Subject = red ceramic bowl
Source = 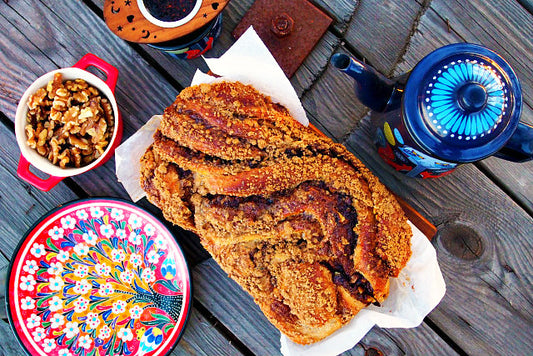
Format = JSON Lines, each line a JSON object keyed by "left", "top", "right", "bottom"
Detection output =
{"left": 15, "top": 54, "right": 123, "bottom": 191}
{"left": 6, "top": 198, "right": 191, "bottom": 356}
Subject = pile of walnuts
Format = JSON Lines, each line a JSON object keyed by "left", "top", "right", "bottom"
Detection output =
{"left": 25, "top": 73, "right": 114, "bottom": 168}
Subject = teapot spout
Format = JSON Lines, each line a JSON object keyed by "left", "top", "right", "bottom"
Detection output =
{"left": 331, "top": 53, "right": 395, "bottom": 112}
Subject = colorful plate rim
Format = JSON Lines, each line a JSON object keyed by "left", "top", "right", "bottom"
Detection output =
{"left": 5, "top": 197, "right": 192, "bottom": 356}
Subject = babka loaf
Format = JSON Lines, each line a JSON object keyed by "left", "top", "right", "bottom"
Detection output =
{"left": 140, "top": 81, "right": 412, "bottom": 344}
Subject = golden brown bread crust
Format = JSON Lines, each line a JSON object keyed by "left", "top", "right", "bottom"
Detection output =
{"left": 140, "top": 81, "right": 412, "bottom": 344}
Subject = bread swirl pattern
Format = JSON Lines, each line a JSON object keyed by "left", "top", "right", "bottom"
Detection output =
{"left": 140, "top": 81, "right": 412, "bottom": 344}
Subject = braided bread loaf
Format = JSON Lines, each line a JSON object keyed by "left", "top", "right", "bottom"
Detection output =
{"left": 140, "top": 81, "right": 412, "bottom": 344}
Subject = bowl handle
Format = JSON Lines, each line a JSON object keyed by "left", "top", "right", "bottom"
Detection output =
{"left": 72, "top": 53, "right": 119, "bottom": 93}
{"left": 17, "top": 155, "right": 64, "bottom": 192}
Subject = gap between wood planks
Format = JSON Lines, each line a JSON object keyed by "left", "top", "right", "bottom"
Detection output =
{"left": 193, "top": 299, "right": 255, "bottom": 356}
{"left": 423, "top": 318, "right": 468, "bottom": 356}
{"left": 390, "top": 0, "right": 433, "bottom": 77}
{"left": 475, "top": 162, "right": 533, "bottom": 218}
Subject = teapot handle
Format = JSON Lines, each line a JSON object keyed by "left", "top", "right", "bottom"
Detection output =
{"left": 494, "top": 122, "right": 533, "bottom": 162}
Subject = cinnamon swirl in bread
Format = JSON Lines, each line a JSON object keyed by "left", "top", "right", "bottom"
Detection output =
{"left": 140, "top": 81, "right": 412, "bottom": 344}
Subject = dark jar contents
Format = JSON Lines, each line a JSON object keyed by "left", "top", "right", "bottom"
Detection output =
{"left": 143, "top": 0, "right": 197, "bottom": 22}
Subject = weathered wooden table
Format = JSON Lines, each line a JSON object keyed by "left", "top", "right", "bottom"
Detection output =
{"left": 0, "top": 0, "right": 532, "bottom": 355}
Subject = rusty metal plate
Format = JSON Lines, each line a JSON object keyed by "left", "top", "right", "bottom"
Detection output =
{"left": 232, "top": 0, "right": 333, "bottom": 78}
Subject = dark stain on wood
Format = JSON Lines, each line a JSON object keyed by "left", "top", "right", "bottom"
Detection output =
{"left": 439, "top": 223, "right": 484, "bottom": 260}
{"left": 503, "top": 264, "right": 515, "bottom": 273}
{"left": 25, "top": 203, "right": 35, "bottom": 215}
{"left": 361, "top": 342, "right": 385, "bottom": 356}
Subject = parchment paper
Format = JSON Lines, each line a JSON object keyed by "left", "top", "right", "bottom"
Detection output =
{"left": 115, "top": 27, "right": 446, "bottom": 356}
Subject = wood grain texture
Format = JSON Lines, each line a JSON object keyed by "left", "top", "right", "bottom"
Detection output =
{"left": 194, "top": 258, "right": 459, "bottom": 356}
{"left": 291, "top": 31, "right": 340, "bottom": 97}
{"left": 344, "top": 0, "right": 425, "bottom": 74}
{"left": 394, "top": 0, "right": 533, "bottom": 217}
{"left": 193, "top": 259, "right": 280, "bottom": 355}
{"left": 340, "top": 323, "right": 459, "bottom": 356}
{"left": 477, "top": 156, "right": 533, "bottom": 214}
{"left": 312, "top": 0, "right": 360, "bottom": 33}
{"left": 343, "top": 115, "right": 533, "bottom": 355}
{"left": 170, "top": 308, "right": 244, "bottom": 356}
{"left": 0, "top": 124, "right": 79, "bottom": 258}
{"left": 301, "top": 46, "right": 369, "bottom": 141}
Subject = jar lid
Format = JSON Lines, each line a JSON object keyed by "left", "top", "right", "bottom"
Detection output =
{"left": 404, "top": 43, "right": 522, "bottom": 162}
{"left": 104, "top": 0, "right": 229, "bottom": 43}
{"left": 6, "top": 198, "right": 191, "bottom": 356}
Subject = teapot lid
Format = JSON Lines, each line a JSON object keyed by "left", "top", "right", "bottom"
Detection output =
{"left": 403, "top": 43, "right": 522, "bottom": 162}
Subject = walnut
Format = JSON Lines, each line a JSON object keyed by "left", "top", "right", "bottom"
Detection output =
{"left": 49, "top": 108, "right": 62, "bottom": 122}
{"left": 46, "top": 73, "right": 63, "bottom": 99}
{"left": 26, "top": 125, "right": 37, "bottom": 148}
{"left": 69, "top": 136, "right": 90, "bottom": 150}
{"left": 24, "top": 73, "right": 114, "bottom": 168}
{"left": 37, "top": 128, "right": 48, "bottom": 147}
{"left": 28, "top": 88, "right": 47, "bottom": 110}
{"left": 72, "top": 90, "right": 90, "bottom": 104}
{"left": 57, "top": 149, "right": 70, "bottom": 168}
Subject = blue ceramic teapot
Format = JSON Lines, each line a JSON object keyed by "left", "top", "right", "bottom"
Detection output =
{"left": 332, "top": 43, "right": 533, "bottom": 178}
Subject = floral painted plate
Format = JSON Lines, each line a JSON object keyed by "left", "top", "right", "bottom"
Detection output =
{"left": 6, "top": 198, "right": 191, "bottom": 356}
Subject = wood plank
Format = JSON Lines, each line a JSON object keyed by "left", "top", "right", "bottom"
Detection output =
{"left": 343, "top": 115, "right": 533, "bottom": 355}
{"left": 394, "top": 0, "right": 533, "bottom": 215}
{"left": 193, "top": 259, "right": 280, "bottom": 355}
{"left": 291, "top": 31, "right": 340, "bottom": 98}
{"left": 301, "top": 46, "right": 369, "bottom": 141}
{"left": 343, "top": 0, "right": 425, "bottom": 75}
{"left": 171, "top": 308, "right": 244, "bottom": 356}
{"left": 312, "top": 0, "right": 360, "bottom": 34}
{"left": 341, "top": 323, "right": 459, "bottom": 356}
{"left": 0, "top": 255, "right": 11, "bottom": 320}
{"left": 0, "top": 123, "right": 79, "bottom": 258}
{"left": 194, "top": 259, "right": 459, "bottom": 356}
{"left": 477, "top": 156, "right": 533, "bottom": 213}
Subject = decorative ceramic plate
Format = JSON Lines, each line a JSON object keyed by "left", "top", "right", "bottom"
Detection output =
{"left": 6, "top": 198, "right": 191, "bottom": 356}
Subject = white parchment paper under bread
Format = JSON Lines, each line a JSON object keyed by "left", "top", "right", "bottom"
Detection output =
{"left": 115, "top": 27, "right": 446, "bottom": 356}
